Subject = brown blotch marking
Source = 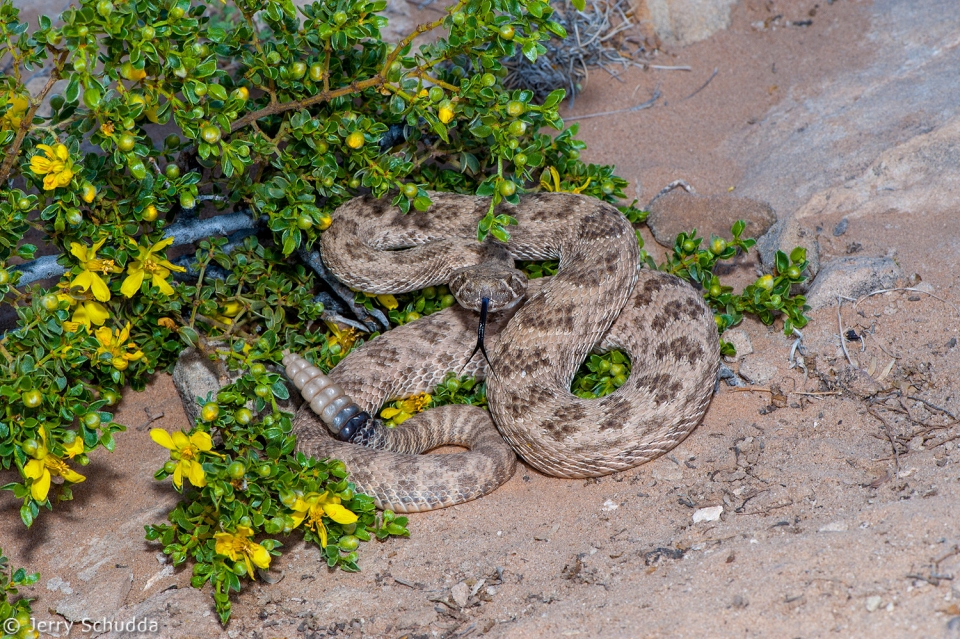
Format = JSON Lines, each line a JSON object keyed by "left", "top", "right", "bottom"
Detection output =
{"left": 578, "top": 209, "right": 625, "bottom": 242}
{"left": 551, "top": 402, "right": 588, "bottom": 422}
{"left": 598, "top": 415, "right": 623, "bottom": 432}
{"left": 650, "top": 312, "right": 669, "bottom": 332}
{"left": 543, "top": 419, "right": 578, "bottom": 441}
{"left": 655, "top": 336, "right": 706, "bottom": 365}
{"left": 634, "top": 373, "right": 683, "bottom": 404}
{"left": 633, "top": 276, "right": 664, "bottom": 309}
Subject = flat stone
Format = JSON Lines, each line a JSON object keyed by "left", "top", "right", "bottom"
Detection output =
{"left": 805, "top": 256, "right": 903, "bottom": 310}
{"left": 646, "top": 190, "right": 777, "bottom": 249}
{"left": 722, "top": 329, "right": 753, "bottom": 361}
{"left": 638, "top": 0, "right": 738, "bottom": 46}
{"left": 756, "top": 215, "right": 821, "bottom": 282}
{"left": 738, "top": 359, "right": 777, "bottom": 385}
{"left": 692, "top": 505, "right": 723, "bottom": 523}
{"left": 99, "top": 587, "right": 226, "bottom": 639}
{"left": 173, "top": 345, "right": 301, "bottom": 426}
{"left": 866, "top": 595, "right": 883, "bottom": 612}
{"left": 54, "top": 566, "right": 133, "bottom": 625}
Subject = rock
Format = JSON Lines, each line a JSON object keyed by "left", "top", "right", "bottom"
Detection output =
{"left": 836, "top": 365, "right": 885, "bottom": 399}
{"left": 173, "top": 346, "right": 301, "bottom": 425}
{"left": 805, "top": 256, "right": 903, "bottom": 310}
{"left": 636, "top": 0, "right": 739, "bottom": 47}
{"left": 451, "top": 582, "right": 470, "bottom": 608}
{"left": 54, "top": 566, "right": 133, "bottom": 626}
{"left": 756, "top": 215, "right": 821, "bottom": 282}
{"left": 172, "top": 348, "right": 231, "bottom": 425}
{"left": 692, "top": 505, "right": 723, "bottom": 523}
{"left": 722, "top": 329, "right": 753, "bottom": 361}
{"left": 646, "top": 189, "right": 777, "bottom": 249}
{"left": 733, "top": 0, "right": 960, "bottom": 219}
{"left": 865, "top": 595, "right": 883, "bottom": 612}
{"left": 818, "top": 521, "right": 848, "bottom": 533}
{"left": 652, "top": 463, "right": 684, "bottom": 483}
{"left": 738, "top": 359, "right": 777, "bottom": 385}
{"left": 99, "top": 587, "right": 225, "bottom": 639}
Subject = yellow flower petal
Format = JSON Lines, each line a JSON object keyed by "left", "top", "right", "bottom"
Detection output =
{"left": 185, "top": 459, "right": 206, "bottom": 487}
{"left": 250, "top": 543, "right": 271, "bottom": 570}
{"left": 171, "top": 431, "right": 190, "bottom": 449}
{"left": 30, "top": 470, "right": 51, "bottom": 501}
{"left": 94, "top": 325, "right": 113, "bottom": 347}
{"left": 120, "top": 270, "right": 144, "bottom": 298}
{"left": 24, "top": 458, "right": 44, "bottom": 480}
{"left": 322, "top": 503, "right": 358, "bottom": 525}
{"left": 380, "top": 407, "right": 401, "bottom": 419}
{"left": 376, "top": 294, "right": 398, "bottom": 310}
{"left": 189, "top": 431, "right": 213, "bottom": 451}
{"left": 89, "top": 273, "right": 111, "bottom": 302}
{"left": 57, "top": 465, "right": 85, "bottom": 484}
{"left": 82, "top": 301, "right": 110, "bottom": 325}
{"left": 149, "top": 428, "right": 176, "bottom": 450}
{"left": 63, "top": 437, "right": 84, "bottom": 458}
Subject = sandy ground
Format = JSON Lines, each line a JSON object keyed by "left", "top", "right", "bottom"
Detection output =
{"left": 5, "top": 0, "right": 960, "bottom": 637}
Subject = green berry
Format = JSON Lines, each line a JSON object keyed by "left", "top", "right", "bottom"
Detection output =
{"left": 757, "top": 274, "right": 774, "bottom": 291}
{"left": 506, "top": 101, "right": 524, "bottom": 117}
{"left": 333, "top": 11, "right": 347, "bottom": 25}
{"left": 163, "top": 460, "right": 177, "bottom": 474}
{"left": 309, "top": 63, "right": 324, "bottom": 82}
{"left": 452, "top": 12, "right": 465, "bottom": 27}
{"left": 40, "top": 294, "right": 60, "bottom": 311}
{"left": 22, "top": 390, "right": 42, "bottom": 408}
{"left": 508, "top": 120, "right": 526, "bottom": 137}
{"left": 681, "top": 239, "right": 696, "bottom": 254}
{"left": 254, "top": 384, "right": 272, "bottom": 399}
{"left": 0, "top": 269, "right": 9, "bottom": 285}
{"left": 165, "top": 164, "right": 181, "bottom": 179}
{"left": 786, "top": 266, "right": 801, "bottom": 279}
{"left": 709, "top": 237, "right": 727, "bottom": 255}
{"left": 250, "top": 363, "right": 267, "bottom": 377}
{"left": 234, "top": 408, "right": 253, "bottom": 425}
{"left": 201, "top": 402, "right": 220, "bottom": 422}
{"left": 290, "top": 61, "right": 307, "bottom": 80}
{"left": 297, "top": 214, "right": 314, "bottom": 230}
{"left": 498, "top": 180, "right": 516, "bottom": 197}
{"left": 402, "top": 183, "right": 418, "bottom": 198}
{"left": 498, "top": 25, "right": 515, "bottom": 40}
{"left": 226, "top": 461, "right": 246, "bottom": 479}
{"left": 21, "top": 438, "right": 39, "bottom": 456}
{"left": 141, "top": 26, "right": 156, "bottom": 40}
{"left": 259, "top": 464, "right": 272, "bottom": 477}
{"left": 179, "top": 192, "right": 196, "bottom": 209}
{"left": 82, "top": 412, "right": 101, "bottom": 429}
{"left": 201, "top": 124, "right": 221, "bottom": 144}
{"left": 481, "top": 73, "right": 496, "bottom": 87}
{"left": 117, "top": 132, "right": 136, "bottom": 152}
{"left": 601, "top": 180, "right": 615, "bottom": 195}
{"left": 338, "top": 535, "right": 359, "bottom": 552}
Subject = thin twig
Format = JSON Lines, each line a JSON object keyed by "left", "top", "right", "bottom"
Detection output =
{"left": 854, "top": 287, "right": 960, "bottom": 317}
{"left": 0, "top": 49, "right": 68, "bottom": 184}
{"left": 681, "top": 67, "right": 718, "bottom": 101}
{"left": 869, "top": 408, "right": 902, "bottom": 474}
{"left": 908, "top": 396, "right": 957, "bottom": 421}
{"left": 837, "top": 295, "right": 855, "bottom": 367}
{"left": 565, "top": 86, "right": 660, "bottom": 121}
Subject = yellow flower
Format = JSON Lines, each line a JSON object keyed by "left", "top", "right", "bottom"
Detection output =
{"left": 158, "top": 317, "right": 178, "bottom": 330}
{"left": 1, "top": 93, "right": 28, "bottom": 130}
{"left": 99, "top": 122, "right": 115, "bottom": 136}
{"left": 150, "top": 428, "right": 219, "bottom": 489}
{"left": 94, "top": 322, "right": 144, "bottom": 371}
{"left": 214, "top": 525, "right": 271, "bottom": 578}
{"left": 375, "top": 294, "right": 398, "bottom": 310}
{"left": 539, "top": 166, "right": 591, "bottom": 194}
{"left": 69, "top": 238, "right": 122, "bottom": 302}
{"left": 63, "top": 436, "right": 84, "bottom": 458}
{"left": 380, "top": 392, "right": 432, "bottom": 425}
{"left": 324, "top": 320, "right": 359, "bottom": 353}
{"left": 29, "top": 143, "right": 75, "bottom": 191}
{"left": 120, "top": 236, "right": 186, "bottom": 298}
{"left": 22, "top": 429, "right": 86, "bottom": 502}
{"left": 289, "top": 491, "right": 358, "bottom": 548}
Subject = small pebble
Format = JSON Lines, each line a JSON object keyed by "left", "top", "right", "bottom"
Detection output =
{"left": 693, "top": 506, "right": 723, "bottom": 523}
{"left": 865, "top": 595, "right": 882, "bottom": 612}
{"left": 601, "top": 499, "right": 619, "bottom": 511}
{"left": 833, "top": 217, "right": 849, "bottom": 236}
{"left": 451, "top": 582, "right": 470, "bottom": 608}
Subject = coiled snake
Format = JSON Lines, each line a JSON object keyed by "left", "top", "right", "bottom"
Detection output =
{"left": 286, "top": 192, "right": 719, "bottom": 512}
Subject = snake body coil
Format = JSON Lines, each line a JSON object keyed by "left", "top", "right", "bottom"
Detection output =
{"left": 289, "top": 191, "right": 719, "bottom": 512}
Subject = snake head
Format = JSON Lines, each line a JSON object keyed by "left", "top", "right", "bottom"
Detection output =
{"left": 448, "top": 264, "right": 528, "bottom": 313}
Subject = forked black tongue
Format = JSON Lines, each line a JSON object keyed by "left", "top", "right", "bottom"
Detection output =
{"left": 459, "top": 297, "right": 494, "bottom": 377}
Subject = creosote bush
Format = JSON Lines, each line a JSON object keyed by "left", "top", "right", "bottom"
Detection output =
{"left": 0, "top": 0, "right": 808, "bottom": 624}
